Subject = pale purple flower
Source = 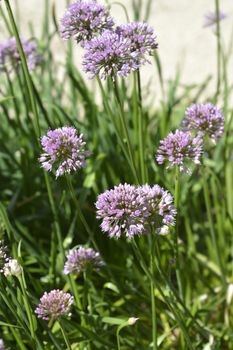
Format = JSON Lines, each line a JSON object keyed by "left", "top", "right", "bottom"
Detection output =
{"left": 39, "top": 127, "right": 90, "bottom": 177}
{"left": 0, "top": 37, "right": 41, "bottom": 72}
{"left": 183, "top": 103, "right": 224, "bottom": 141}
{"left": 156, "top": 130, "right": 203, "bottom": 174}
{"left": 60, "top": 0, "right": 114, "bottom": 46}
{"left": 204, "top": 11, "right": 227, "bottom": 31}
{"left": 95, "top": 183, "right": 176, "bottom": 238}
{"left": 138, "top": 185, "right": 176, "bottom": 231}
{"left": 82, "top": 30, "right": 139, "bottom": 79}
{"left": 116, "top": 22, "right": 158, "bottom": 65}
{"left": 35, "top": 290, "right": 74, "bottom": 321}
{"left": 64, "top": 247, "right": 103, "bottom": 275}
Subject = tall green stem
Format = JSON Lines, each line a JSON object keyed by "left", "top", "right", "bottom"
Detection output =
{"left": 59, "top": 321, "right": 72, "bottom": 350}
{"left": 150, "top": 237, "right": 157, "bottom": 350}
{"left": 18, "top": 275, "right": 36, "bottom": 345}
{"left": 131, "top": 240, "right": 195, "bottom": 349}
{"left": 97, "top": 76, "right": 138, "bottom": 183}
{"left": 3, "top": 0, "right": 65, "bottom": 265}
{"left": 174, "top": 166, "right": 183, "bottom": 300}
{"left": 66, "top": 175, "right": 97, "bottom": 248}
{"left": 202, "top": 167, "right": 226, "bottom": 286}
{"left": 44, "top": 172, "right": 65, "bottom": 261}
{"left": 4, "top": 0, "right": 40, "bottom": 138}
{"left": 136, "top": 70, "right": 146, "bottom": 183}
{"left": 113, "top": 77, "right": 139, "bottom": 184}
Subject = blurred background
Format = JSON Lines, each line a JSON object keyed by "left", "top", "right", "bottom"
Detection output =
{"left": 0, "top": 0, "right": 232, "bottom": 101}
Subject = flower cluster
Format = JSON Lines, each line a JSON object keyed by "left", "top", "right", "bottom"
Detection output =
{"left": 82, "top": 31, "right": 139, "bottom": 79}
{"left": 204, "top": 11, "right": 227, "bottom": 31}
{"left": 60, "top": 1, "right": 158, "bottom": 79}
{"left": 83, "top": 22, "right": 158, "bottom": 79}
{"left": 39, "top": 127, "right": 90, "bottom": 177}
{"left": 35, "top": 290, "right": 74, "bottom": 321}
{"left": 156, "top": 130, "right": 203, "bottom": 174}
{"left": 116, "top": 22, "right": 158, "bottom": 65}
{"left": 64, "top": 246, "right": 103, "bottom": 275}
{"left": 0, "top": 37, "right": 41, "bottom": 72}
{"left": 96, "top": 183, "right": 176, "bottom": 238}
{"left": 60, "top": 1, "right": 114, "bottom": 46}
{"left": 183, "top": 103, "right": 224, "bottom": 141}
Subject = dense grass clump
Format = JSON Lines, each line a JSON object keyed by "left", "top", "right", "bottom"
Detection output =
{"left": 0, "top": 0, "right": 233, "bottom": 349}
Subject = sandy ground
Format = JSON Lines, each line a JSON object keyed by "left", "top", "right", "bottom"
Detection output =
{"left": 1, "top": 0, "right": 233, "bottom": 102}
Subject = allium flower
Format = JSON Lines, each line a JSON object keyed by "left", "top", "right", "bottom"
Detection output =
{"left": 204, "top": 11, "right": 227, "bottom": 31}
{"left": 96, "top": 183, "right": 176, "bottom": 238}
{"left": 156, "top": 130, "right": 203, "bottom": 174}
{"left": 138, "top": 185, "right": 177, "bottom": 230}
{"left": 116, "top": 22, "right": 158, "bottom": 65}
{"left": 35, "top": 290, "right": 74, "bottom": 321}
{"left": 64, "top": 247, "right": 103, "bottom": 275}
{"left": 82, "top": 30, "right": 139, "bottom": 79}
{"left": 183, "top": 103, "right": 224, "bottom": 141}
{"left": 0, "top": 37, "right": 41, "bottom": 72}
{"left": 3, "top": 259, "right": 22, "bottom": 278}
{"left": 39, "top": 127, "right": 90, "bottom": 177}
{"left": 60, "top": 0, "right": 114, "bottom": 46}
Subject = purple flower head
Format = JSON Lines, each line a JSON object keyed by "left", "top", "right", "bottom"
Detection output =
{"left": 204, "top": 11, "right": 227, "bottom": 31}
{"left": 60, "top": 0, "right": 114, "bottom": 46}
{"left": 183, "top": 103, "right": 224, "bottom": 141}
{"left": 39, "top": 127, "right": 90, "bottom": 177}
{"left": 156, "top": 130, "right": 203, "bottom": 174}
{"left": 95, "top": 183, "right": 176, "bottom": 238}
{"left": 138, "top": 185, "right": 176, "bottom": 231}
{"left": 116, "top": 22, "right": 158, "bottom": 66}
{"left": 35, "top": 289, "right": 74, "bottom": 321}
{"left": 82, "top": 30, "right": 139, "bottom": 79}
{"left": 0, "top": 37, "right": 41, "bottom": 72}
{"left": 64, "top": 246, "right": 103, "bottom": 275}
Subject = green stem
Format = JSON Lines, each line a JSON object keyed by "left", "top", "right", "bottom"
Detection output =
{"left": 150, "top": 239, "right": 157, "bottom": 350}
{"left": 113, "top": 77, "right": 139, "bottom": 184}
{"left": 201, "top": 167, "right": 226, "bottom": 286}
{"left": 66, "top": 175, "right": 97, "bottom": 248}
{"left": 174, "top": 165, "right": 183, "bottom": 300}
{"left": 97, "top": 76, "right": 138, "bottom": 183}
{"left": 136, "top": 70, "right": 146, "bottom": 183}
{"left": 44, "top": 172, "right": 65, "bottom": 261}
{"left": 59, "top": 321, "right": 72, "bottom": 350}
{"left": 18, "top": 275, "right": 36, "bottom": 343}
{"left": 4, "top": 68, "right": 24, "bottom": 132}
{"left": 4, "top": 0, "right": 40, "bottom": 138}
{"left": 68, "top": 275, "right": 85, "bottom": 350}
{"left": 116, "top": 327, "right": 121, "bottom": 350}
{"left": 131, "top": 240, "right": 195, "bottom": 349}
{"left": 3, "top": 2, "right": 64, "bottom": 275}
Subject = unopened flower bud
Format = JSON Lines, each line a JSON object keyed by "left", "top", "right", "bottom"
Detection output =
{"left": 128, "top": 317, "right": 139, "bottom": 325}
{"left": 4, "top": 259, "right": 22, "bottom": 277}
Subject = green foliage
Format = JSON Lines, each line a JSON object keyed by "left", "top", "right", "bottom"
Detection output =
{"left": 0, "top": 0, "right": 233, "bottom": 349}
